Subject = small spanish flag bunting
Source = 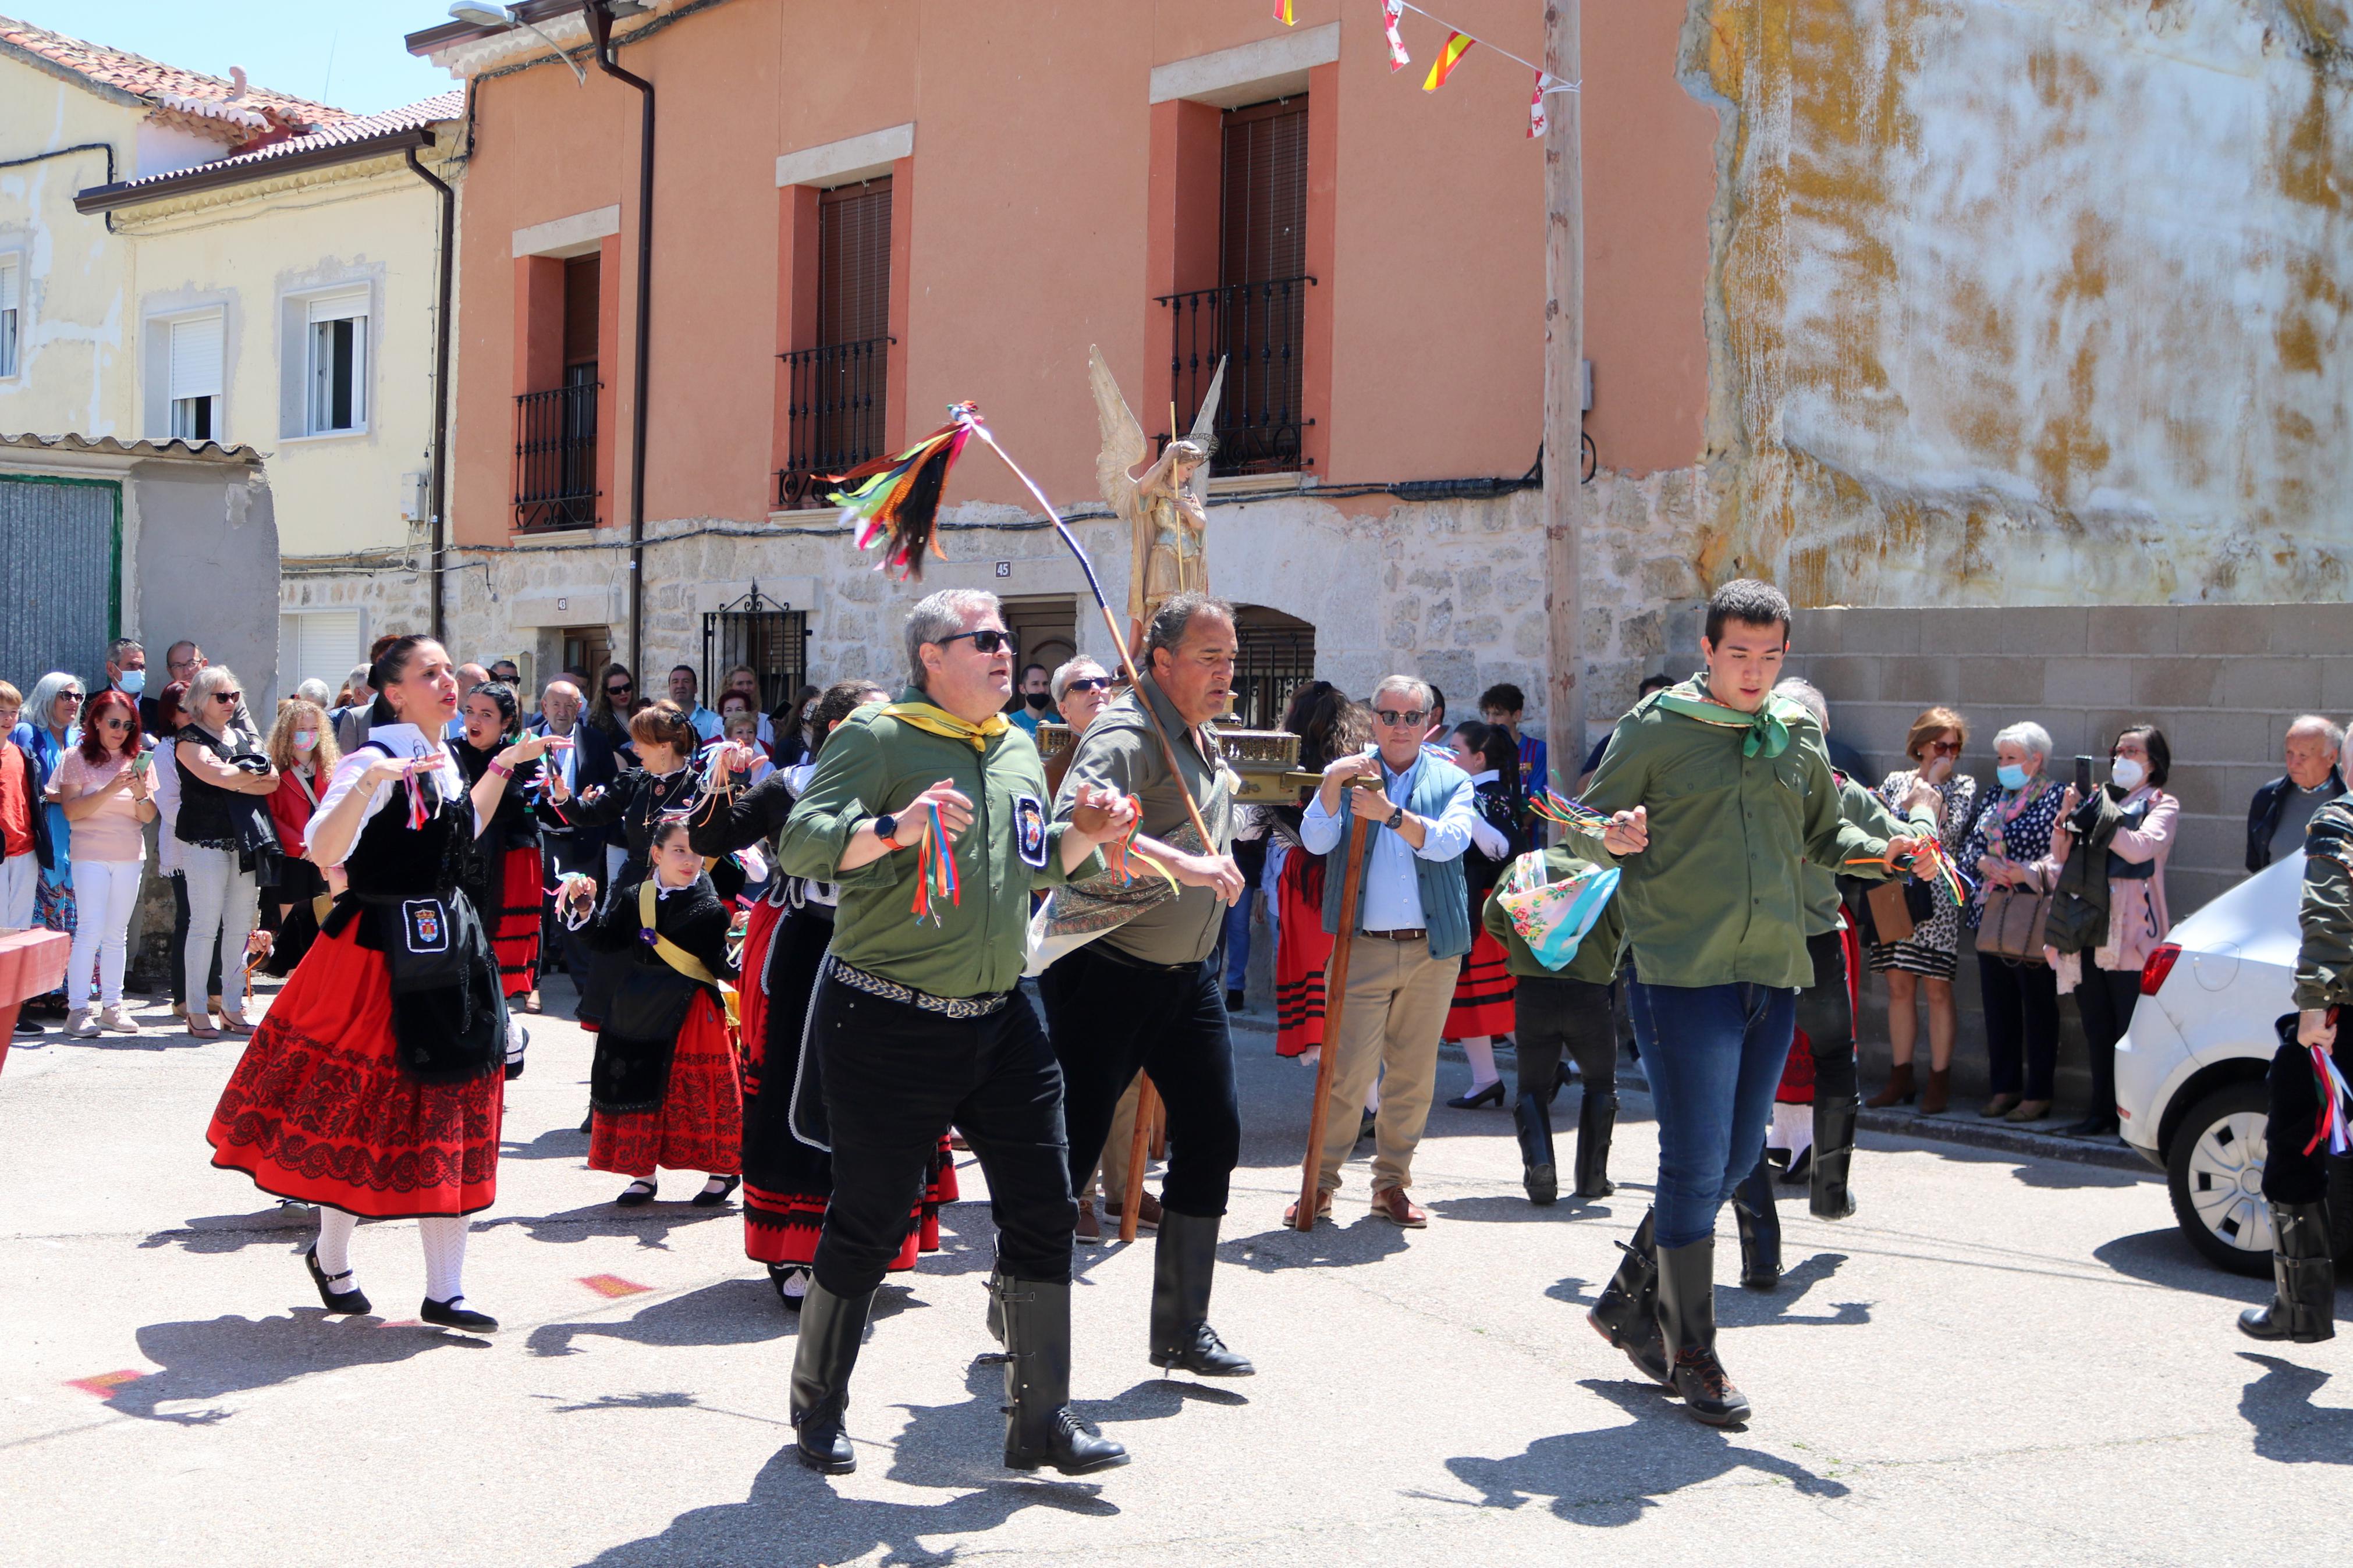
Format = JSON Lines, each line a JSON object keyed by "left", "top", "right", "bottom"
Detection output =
{"left": 1382, "top": 0, "right": 1411, "bottom": 70}
{"left": 1273, "top": 0, "right": 1296, "bottom": 24}
{"left": 1422, "top": 30, "right": 1473, "bottom": 91}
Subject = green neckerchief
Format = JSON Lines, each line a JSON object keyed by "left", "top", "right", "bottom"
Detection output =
{"left": 1652, "top": 675, "right": 1795, "bottom": 759}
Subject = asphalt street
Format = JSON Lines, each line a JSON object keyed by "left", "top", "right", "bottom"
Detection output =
{"left": 2, "top": 974, "right": 2345, "bottom": 1566}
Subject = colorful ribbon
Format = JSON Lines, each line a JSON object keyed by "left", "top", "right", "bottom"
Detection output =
{"left": 2306, "top": 1040, "right": 2352, "bottom": 1157}
{"left": 911, "top": 802, "right": 960, "bottom": 926}
{"left": 1525, "top": 787, "right": 1616, "bottom": 838}
{"left": 1844, "top": 835, "right": 1969, "bottom": 909}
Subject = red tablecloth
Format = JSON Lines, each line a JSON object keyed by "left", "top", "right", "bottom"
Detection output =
{"left": 0, "top": 927, "right": 72, "bottom": 1082}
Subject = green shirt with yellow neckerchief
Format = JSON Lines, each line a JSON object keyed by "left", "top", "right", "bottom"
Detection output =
{"left": 777, "top": 687, "right": 1103, "bottom": 998}
{"left": 1577, "top": 673, "right": 1904, "bottom": 990}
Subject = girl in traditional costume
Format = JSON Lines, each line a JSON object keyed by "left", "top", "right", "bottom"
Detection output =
{"left": 453, "top": 680, "right": 553, "bottom": 1047}
{"left": 688, "top": 679, "right": 959, "bottom": 1309}
{"left": 573, "top": 817, "right": 744, "bottom": 1207}
{"left": 204, "top": 637, "right": 560, "bottom": 1332}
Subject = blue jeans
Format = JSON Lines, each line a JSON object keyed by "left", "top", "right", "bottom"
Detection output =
{"left": 1631, "top": 980, "right": 1798, "bottom": 1249}
{"left": 1222, "top": 897, "right": 1252, "bottom": 991}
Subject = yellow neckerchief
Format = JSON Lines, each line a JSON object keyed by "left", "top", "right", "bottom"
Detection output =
{"left": 882, "top": 700, "right": 1010, "bottom": 752}
{"left": 639, "top": 879, "right": 721, "bottom": 987}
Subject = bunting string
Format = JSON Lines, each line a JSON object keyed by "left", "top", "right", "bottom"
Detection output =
{"left": 1273, "top": 1, "right": 1580, "bottom": 137}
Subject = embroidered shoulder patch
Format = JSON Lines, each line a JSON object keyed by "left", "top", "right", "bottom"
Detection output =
{"left": 1014, "top": 792, "right": 1048, "bottom": 868}
{"left": 403, "top": 898, "right": 450, "bottom": 953}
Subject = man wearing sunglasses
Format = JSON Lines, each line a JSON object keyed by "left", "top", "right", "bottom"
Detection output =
{"left": 1040, "top": 593, "right": 1258, "bottom": 1379}
{"left": 1578, "top": 578, "right": 1929, "bottom": 1429}
{"left": 1294, "top": 674, "right": 1480, "bottom": 1231}
{"left": 779, "top": 588, "right": 1138, "bottom": 1478}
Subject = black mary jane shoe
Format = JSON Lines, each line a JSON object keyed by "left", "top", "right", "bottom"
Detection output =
{"left": 769, "top": 1263, "right": 810, "bottom": 1313}
{"left": 421, "top": 1296, "right": 499, "bottom": 1333}
{"left": 615, "top": 1178, "right": 659, "bottom": 1208}
{"left": 692, "top": 1175, "right": 743, "bottom": 1209}
{"left": 304, "top": 1247, "right": 371, "bottom": 1315}
{"left": 1446, "top": 1080, "right": 1506, "bottom": 1110}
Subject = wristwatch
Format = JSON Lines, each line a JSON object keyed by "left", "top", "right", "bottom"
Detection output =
{"left": 872, "top": 812, "right": 903, "bottom": 850}
{"left": 1385, "top": 803, "right": 1407, "bottom": 831}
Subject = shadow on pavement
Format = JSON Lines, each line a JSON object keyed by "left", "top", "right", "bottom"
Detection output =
{"left": 501, "top": 1125, "right": 592, "bottom": 1162}
{"left": 476, "top": 1200, "right": 737, "bottom": 1249}
{"left": 2238, "top": 1353, "right": 2353, "bottom": 1464}
{"left": 1223, "top": 1214, "right": 1411, "bottom": 1272}
{"left": 139, "top": 1206, "right": 319, "bottom": 1254}
{"left": 528, "top": 1278, "right": 798, "bottom": 1358}
{"left": 577, "top": 1361, "right": 1118, "bottom": 1567}
{"left": 2092, "top": 1228, "right": 2277, "bottom": 1304}
{"left": 1427, "top": 1192, "right": 1639, "bottom": 1225}
{"left": 108, "top": 1309, "right": 489, "bottom": 1424}
{"left": 1541, "top": 1251, "right": 1868, "bottom": 1330}
{"left": 1435, "top": 1378, "right": 1850, "bottom": 1526}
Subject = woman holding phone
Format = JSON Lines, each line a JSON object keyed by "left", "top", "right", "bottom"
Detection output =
{"left": 46, "top": 691, "right": 155, "bottom": 1035}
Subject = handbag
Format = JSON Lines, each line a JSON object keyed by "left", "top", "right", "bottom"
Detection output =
{"left": 1978, "top": 877, "right": 2052, "bottom": 963}
{"left": 1862, "top": 880, "right": 1917, "bottom": 945}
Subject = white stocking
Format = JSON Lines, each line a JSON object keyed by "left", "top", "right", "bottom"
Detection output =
{"left": 1462, "top": 1036, "right": 1499, "bottom": 1090}
{"left": 417, "top": 1215, "right": 469, "bottom": 1303}
{"left": 315, "top": 1208, "right": 358, "bottom": 1280}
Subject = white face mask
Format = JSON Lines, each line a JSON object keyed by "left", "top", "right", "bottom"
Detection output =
{"left": 2110, "top": 756, "right": 2146, "bottom": 791}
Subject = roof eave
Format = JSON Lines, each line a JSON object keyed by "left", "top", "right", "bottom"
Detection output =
{"left": 0, "top": 35, "right": 150, "bottom": 108}
{"left": 71, "top": 126, "right": 438, "bottom": 214}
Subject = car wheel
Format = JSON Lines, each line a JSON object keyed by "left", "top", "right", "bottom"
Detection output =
{"left": 2166, "top": 1080, "right": 2273, "bottom": 1277}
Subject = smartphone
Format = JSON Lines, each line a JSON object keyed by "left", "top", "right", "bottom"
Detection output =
{"left": 132, "top": 751, "right": 152, "bottom": 774}
{"left": 2074, "top": 755, "right": 2095, "bottom": 799}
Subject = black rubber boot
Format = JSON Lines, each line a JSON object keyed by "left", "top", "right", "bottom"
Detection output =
{"left": 1586, "top": 1207, "right": 1669, "bottom": 1386}
{"left": 1149, "top": 1211, "right": 1255, "bottom": 1376}
{"left": 2238, "top": 1201, "right": 2337, "bottom": 1344}
{"left": 790, "top": 1281, "right": 874, "bottom": 1473}
{"left": 1513, "top": 1089, "right": 1559, "bottom": 1205}
{"left": 1574, "top": 1089, "right": 1618, "bottom": 1200}
{"left": 1656, "top": 1237, "right": 1750, "bottom": 1427}
{"left": 1811, "top": 1096, "right": 1858, "bottom": 1219}
{"left": 1732, "top": 1156, "right": 1781, "bottom": 1291}
{"left": 996, "top": 1275, "right": 1131, "bottom": 1474}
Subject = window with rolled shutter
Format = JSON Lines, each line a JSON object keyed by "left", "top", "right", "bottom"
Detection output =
{"left": 277, "top": 609, "right": 363, "bottom": 700}
{"left": 168, "top": 311, "right": 223, "bottom": 441}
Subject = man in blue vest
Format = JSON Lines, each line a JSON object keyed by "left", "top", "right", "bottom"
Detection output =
{"left": 1290, "top": 674, "right": 1477, "bottom": 1228}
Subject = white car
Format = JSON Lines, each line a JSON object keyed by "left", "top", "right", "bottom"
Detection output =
{"left": 2114, "top": 854, "right": 2323, "bottom": 1275}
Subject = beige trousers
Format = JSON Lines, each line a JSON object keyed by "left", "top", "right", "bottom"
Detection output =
{"left": 1313, "top": 937, "right": 1457, "bottom": 1195}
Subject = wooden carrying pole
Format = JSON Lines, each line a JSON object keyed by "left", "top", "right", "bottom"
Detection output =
{"left": 1119, "top": 1076, "right": 1158, "bottom": 1243}
{"left": 1542, "top": 0, "right": 1587, "bottom": 793}
{"left": 1294, "top": 815, "right": 1374, "bottom": 1232}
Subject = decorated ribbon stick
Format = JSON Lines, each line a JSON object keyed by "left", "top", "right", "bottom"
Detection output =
{"left": 400, "top": 757, "right": 436, "bottom": 829}
{"left": 549, "top": 870, "right": 598, "bottom": 930}
{"left": 828, "top": 406, "right": 978, "bottom": 581}
{"left": 2306, "top": 1040, "right": 2353, "bottom": 1157}
{"left": 1525, "top": 787, "right": 1616, "bottom": 839}
{"left": 911, "top": 802, "right": 961, "bottom": 925}
{"left": 1845, "top": 835, "right": 1969, "bottom": 909}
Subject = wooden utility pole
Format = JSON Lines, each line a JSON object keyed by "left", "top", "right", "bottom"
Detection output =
{"left": 1542, "top": 1, "right": 1585, "bottom": 792}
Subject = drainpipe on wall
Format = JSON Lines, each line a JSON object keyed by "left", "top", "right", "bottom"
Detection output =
{"left": 404, "top": 137, "right": 459, "bottom": 643}
{"left": 585, "top": 1, "right": 655, "bottom": 673}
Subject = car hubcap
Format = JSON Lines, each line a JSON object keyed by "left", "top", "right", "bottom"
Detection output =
{"left": 2187, "top": 1110, "right": 2272, "bottom": 1256}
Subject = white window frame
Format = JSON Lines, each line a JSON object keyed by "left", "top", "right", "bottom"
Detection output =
{"left": 0, "top": 254, "right": 20, "bottom": 380}
{"left": 164, "top": 308, "right": 225, "bottom": 442}
{"left": 302, "top": 290, "right": 368, "bottom": 436}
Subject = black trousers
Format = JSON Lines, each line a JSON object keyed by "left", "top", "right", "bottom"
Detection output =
{"left": 2263, "top": 1030, "right": 2332, "bottom": 1206}
{"left": 1796, "top": 927, "right": 1857, "bottom": 1105}
{"left": 2070, "top": 965, "right": 2139, "bottom": 1120}
{"left": 1511, "top": 975, "right": 1618, "bottom": 1100}
{"left": 809, "top": 972, "right": 1073, "bottom": 1297}
{"left": 1979, "top": 953, "right": 2060, "bottom": 1100}
{"left": 1041, "top": 941, "right": 1240, "bottom": 1218}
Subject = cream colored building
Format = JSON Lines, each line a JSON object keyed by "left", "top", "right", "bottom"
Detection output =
{"left": 0, "top": 15, "right": 460, "bottom": 702}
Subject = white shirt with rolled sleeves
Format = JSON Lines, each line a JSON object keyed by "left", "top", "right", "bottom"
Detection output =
{"left": 1299, "top": 749, "right": 1477, "bottom": 931}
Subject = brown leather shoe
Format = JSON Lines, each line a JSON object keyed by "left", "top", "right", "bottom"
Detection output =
{"left": 1864, "top": 1062, "right": 1915, "bottom": 1109}
{"left": 1979, "top": 1092, "right": 2021, "bottom": 1119}
{"left": 1284, "top": 1189, "right": 1335, "bottom": 1225}
{"left": 1919, "top": 1068, "right": 1951, "bottom": 1115}
{"left": 1074, "top": 1199, "right": 1100, "bottom": 1242}
{"left": 1371, "top": 1187, "right": 1429, "bottom": 1228}
{"left": 1105, "top": 1191, "right": 1162, "bottom": 1231}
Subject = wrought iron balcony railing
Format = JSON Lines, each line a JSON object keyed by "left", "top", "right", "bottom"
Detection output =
{"left": 513, "top": 379, "right": 601, "bottom": 532}
{"left": 1154, "top": 276, "right": 1315, "bottom": 475}
{"left": 775, "top": 336, "right": 893, "bottom": 510}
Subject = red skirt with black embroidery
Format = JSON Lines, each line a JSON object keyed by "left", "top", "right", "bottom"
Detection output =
{"left": 490, "top": 844, "right": 544, "bottom": 999}
{"left": 1274, "top": 851, "right": 1335, "bottom": 1058}
{"left": 204, "top": 923, "right": 503, "bottom": 1218}
{"left": 744, "top": 1136, "right": 960, "bottom": 1271}
{"left": 1444, "top": 923, "right": 1517, "bottom": 1039}
{"left": 589, "top": 989, "right": 744, "bottom": 1178}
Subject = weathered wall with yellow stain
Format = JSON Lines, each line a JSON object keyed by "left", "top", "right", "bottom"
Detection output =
{"left": 1684, "top": 0, "right": 2353, "bottom": 605}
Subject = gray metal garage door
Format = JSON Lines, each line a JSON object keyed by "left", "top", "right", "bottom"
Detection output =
{"left": 0, "top": 475, "right": 120, "bottom": 692}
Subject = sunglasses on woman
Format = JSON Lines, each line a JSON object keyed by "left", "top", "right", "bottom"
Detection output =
{"left": 214, "top": 691, "right": 243, "bottom": 705}
{"left": 935, "top": 628, "right": 1018, "bottom": 657}
{"left": 1924, "top": 739, "right": 1962, "bottom": 756}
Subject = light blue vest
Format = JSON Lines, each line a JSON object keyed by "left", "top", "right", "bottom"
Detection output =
{"left": 1318, "top": 755, "right": 1473, "bottom": 961}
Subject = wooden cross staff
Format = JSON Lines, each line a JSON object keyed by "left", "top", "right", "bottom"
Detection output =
{"left": 1296, "top": 815, "right": 1374, "bottom": 1232}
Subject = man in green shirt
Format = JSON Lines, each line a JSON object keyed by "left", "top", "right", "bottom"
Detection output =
{"left": 1578, "top": 579, "right": 1928, "bottom": 1428}
{"left": 776, "top": 588, "right": 1136, "bottom": 1478}
{"left": 1041, "top": 591, "right": 1256, "bottom": 1382}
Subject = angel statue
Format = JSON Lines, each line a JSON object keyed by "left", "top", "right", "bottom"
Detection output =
{"left": 1088, "top": 344, "right": 1226, "bottom": 653}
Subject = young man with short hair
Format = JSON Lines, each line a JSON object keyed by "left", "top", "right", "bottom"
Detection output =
{"left": 1578, "top": 579, "right": 1928, "bottom": 1427}
{"left": 1009, "top": 662, "right": 1053, "bottom": 738}
{"left": 667, "top": 664, "right": 722, "bottom": 743}
{"left": 1478, "top": 681, "right": 1546, "bottom": 798}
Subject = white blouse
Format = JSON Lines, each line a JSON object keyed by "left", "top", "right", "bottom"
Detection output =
{"left": 313, "top": 723, "right": 482, "bottom": 866}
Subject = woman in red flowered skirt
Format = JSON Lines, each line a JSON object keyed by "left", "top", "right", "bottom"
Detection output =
{"left": 490, "top": 840, "right": 544, "bottom": 1001}
{"left": 588, "top": 988, "right": 743, "bottom": 1178}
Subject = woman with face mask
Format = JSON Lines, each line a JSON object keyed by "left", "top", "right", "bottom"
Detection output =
{"left": 2038, "top": 726, "right": 2177, "bottom": 1137}
{"left": 262, "top": 698, "right": 342, "bottom": 975}
{"left": 1954, "top": 721, "right": 2069, "bottom": 1122}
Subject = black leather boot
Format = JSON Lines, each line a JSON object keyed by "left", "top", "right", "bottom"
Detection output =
{"left": 996, "top": 1275, "right": 1131, "bottom": 1474}
{"left": 1732, "top": 1157, "right": 1781, "bottom": 1291}
{"left": 1656, "top": 1237, "right": 1749, "bottom": 1426}
{"left": 790, "top": 1281, "right": 874, "bottom": 1473}
{"left": 1513, "top": 1089, "right": 1558, "bottom": 1205}
{"left": 1149, "top": 1211, "right": 1254, "bottom": 1376}
{"left": 2238, "top": 1201, "right": 2337, "bottom": 1344}
{"left": 1811, "top": 1096, "right": 1858, "bottom": 1219}
{"left": 1586, "top": 1208, "right": 1669, "bottom": 1386}
{"left": 1574, "top": 1089, "right": 1618, "bottom": 1199}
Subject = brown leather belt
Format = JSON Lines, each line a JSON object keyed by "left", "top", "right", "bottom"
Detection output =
{"left": 1361, "top": 928, "right": 1428, "bottom": 941}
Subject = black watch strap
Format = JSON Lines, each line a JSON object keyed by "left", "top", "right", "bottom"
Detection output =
{"left": 1386, "top": 803, "right": 1407, "bottom": 830}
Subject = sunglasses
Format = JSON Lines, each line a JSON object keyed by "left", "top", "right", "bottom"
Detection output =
{"left": 936, "top": 628, "right": 1018, "bottom": 657}
{"left": 214, "top": 691, "right": 243, "bottom": 705}
{"left": 1062, "top": 677, "right": 1114, "bottom": 695}
{"left": 605, "top": 683, "right": 633, "bottom": 696}
{"left": 97, "top": 716, "right": 130, "bottom": 728}
{"left": 1373, "top": 707, "right": 1430, "bottom": 728}
{"left": 1924, "top": 739, "right": 1962, "bottom": 756}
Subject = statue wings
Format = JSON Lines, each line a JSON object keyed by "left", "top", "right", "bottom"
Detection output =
{"left": 1088, "top": 345, "right": 1147, "bottom": 516}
